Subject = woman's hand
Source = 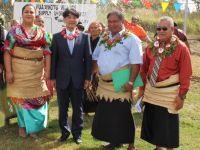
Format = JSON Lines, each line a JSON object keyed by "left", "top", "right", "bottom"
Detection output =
{"left": 6, "top": 71, "right": 14, "bottom": 84}
{"left": 43, "top": 71, "right": 50, "bottom": 81}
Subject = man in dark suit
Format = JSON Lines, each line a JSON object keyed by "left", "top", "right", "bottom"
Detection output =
{"left": 50, "top": 8, "right": 91, "bottom": 144}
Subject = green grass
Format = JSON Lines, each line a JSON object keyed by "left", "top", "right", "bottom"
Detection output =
{"left": 0, "top": 40, "right": 199, "bottom": 150}
{"left": 0, "top": 54, "right": 200, "bottom": 149}
{"left": 0, "top": 77, "right": 200, "bottom": 149}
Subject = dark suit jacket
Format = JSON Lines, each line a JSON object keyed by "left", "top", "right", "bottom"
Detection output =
{"left": 50, "top": 32, "right": 92, "bottom": 89}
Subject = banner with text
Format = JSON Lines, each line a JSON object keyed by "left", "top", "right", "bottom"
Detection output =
{"left": 14, "top": 2, "right": 96, "bottom": 34}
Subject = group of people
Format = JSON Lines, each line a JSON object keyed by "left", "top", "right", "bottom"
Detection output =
{"left": 0, "top": 3, "right": 192, "bottom": 150}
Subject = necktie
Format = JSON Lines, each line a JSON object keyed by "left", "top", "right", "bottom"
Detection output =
{"left": 68, "top": 32, "right": 74, "bottom": 54}
{"left": 149, "top": 56, "right": 162, "bottom": 87}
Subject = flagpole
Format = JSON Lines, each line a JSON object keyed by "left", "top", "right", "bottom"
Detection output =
{"left": 184, "top": 0, "right": 188, "bottom": 34}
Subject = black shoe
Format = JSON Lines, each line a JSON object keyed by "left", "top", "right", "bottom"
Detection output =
{"left": 73, "top": 137, "right": 82, "bottom": 144}
{"left": 58, "top": 133, "right": 70, "bottom": 142}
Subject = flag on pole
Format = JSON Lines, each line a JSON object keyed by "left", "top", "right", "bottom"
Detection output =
{"left": 111, "top": 0, "right": 118, "bottom": 5}
{"left": 174, "top": 2, "right": 182, "bottom": 12}
{"left": 91, "top": 0, "right": 98, "bottom": 3}
{"left": 143, "top": 0, "right": 151, "bottom": 9}
{"left": 100, "top": 0, "right": 108, "bottom": 5}
{"left": 122, "top": 0, "right": 129, "bottom": 5}
{"left": 4, "top": 0, "right": 9, "bottom": 4}
{"left": 133, "top": 0, "right": 141, "bottom": 7}
{"left": 161, "top": 2, "right": 169, "bottom": 12}
{"left": 40, "top": 0, "right": 44, "bottom": 3}
{"left": 31, "top": 0, "right": 35, "bottom": 2}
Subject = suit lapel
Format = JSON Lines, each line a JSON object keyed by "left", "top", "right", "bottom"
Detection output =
{"left": 59, "top": 32, "right": 71, "bottom": 56}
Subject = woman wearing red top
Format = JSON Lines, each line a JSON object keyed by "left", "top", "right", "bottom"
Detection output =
{"left": 3, "top": 4, "right": 51, "bottom": 138}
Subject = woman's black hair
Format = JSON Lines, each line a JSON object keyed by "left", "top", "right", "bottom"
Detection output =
{"left": 63, "top": 8, "right": 80, "bottom": 18}
{"left": 22, "top": 4, "right": 36, "bottom": 14}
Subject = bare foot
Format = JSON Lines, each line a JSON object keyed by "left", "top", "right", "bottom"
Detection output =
{"left": 127, "top": 143, "right": 136, "bottom": 150}
{"left": 19, "top": 128, "right": 27, "bottom": 138}
{"left": 30, "top": 133, "right": 38, "bottom": 139}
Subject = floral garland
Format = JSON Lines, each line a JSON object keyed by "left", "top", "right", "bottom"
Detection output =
{"left": 61, "top": 28, "right": 80, "bottom": 40}
{"left": 99, "top": 30, "right": 130, "bottom": 50}
{"left": 150, "top": 35, "right": 179, "bottom": 58}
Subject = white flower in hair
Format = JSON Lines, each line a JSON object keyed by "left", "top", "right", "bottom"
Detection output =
{"left": 154, "top": 41, "right": 159, "bottom": 47}
{"left": 158, "top": 48, "right": 164, "bottom": 54}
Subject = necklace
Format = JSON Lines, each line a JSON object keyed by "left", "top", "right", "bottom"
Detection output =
{"left": 61, "top": 28, "right": 80, "bottom": 40}
{"left": 99, "top": 30, "right": 130, "bottom": 50}
{"left": 150, "top": 35, "right": 179, "bottom": 58}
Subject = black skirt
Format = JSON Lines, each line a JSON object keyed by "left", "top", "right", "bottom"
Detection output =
{"left": 91, "top": 99, "right": 135, "bottom": 144}
{"left": 82, "top": 94, "right": 98, "bottom": 113}
{"left": 141, "top": 102, "right": 179, "bottom": 148}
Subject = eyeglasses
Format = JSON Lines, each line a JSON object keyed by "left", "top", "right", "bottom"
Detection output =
{"left": 156, "top": 27, "right": 168, "bottom": 31}
{"left": 132, "top": 19, "right": 139, "bottom": 22}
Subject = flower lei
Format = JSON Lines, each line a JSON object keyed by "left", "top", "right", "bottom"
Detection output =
{"left": 99, "top": 30, "right": 130, "bottom": 50}
{"left": 150, "top": 35, "right": 179, "bottom": 58}
{"left": 61, "top": 28, "right": 80, "bottom": 40}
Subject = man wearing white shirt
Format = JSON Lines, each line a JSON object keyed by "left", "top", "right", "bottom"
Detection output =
{"left": 91, "top": 11, "right": 143, "bottom": 150}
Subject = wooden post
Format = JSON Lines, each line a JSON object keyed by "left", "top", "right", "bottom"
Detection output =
{"left": 184, "top": 0, "right": 188, "bottom": 34}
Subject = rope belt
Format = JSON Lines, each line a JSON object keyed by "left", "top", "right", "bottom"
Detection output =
{"left": 12, "top": 55, "right": 44, "bottom": 61}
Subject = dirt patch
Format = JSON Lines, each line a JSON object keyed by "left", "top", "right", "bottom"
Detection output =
{"left": 192, "top": 76, "right": 200, "bottom": 82}
{"left": 188, "top": 38, "right": 200, "bottom": 53}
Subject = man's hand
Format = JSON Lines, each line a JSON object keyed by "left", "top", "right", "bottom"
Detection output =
{"left": 138, "top": 89, "right": 144, "bottom": 98}
{"left": 84, "top": 80, "right": 91, "bottom": 89}
{"left": 0, "top": 64, "right": 3, "bottom": 74}
{"left": 121, "top": 82, "right": 133, "bottom": 92}
{"left": 6, "top": 71, "right": 14, "bottom": 84}
{"left": 51, "top": 80, "right": 56, "bottom": 89}
{"left": 174, "top": 96, "right": 184, "bottom": 110}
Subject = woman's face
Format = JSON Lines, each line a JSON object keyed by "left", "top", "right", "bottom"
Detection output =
{"left": 22, "top": 6, "right": 35, "bottom": 24}
{"left": 89, "top": 23, "right": 102, "bottom": 37}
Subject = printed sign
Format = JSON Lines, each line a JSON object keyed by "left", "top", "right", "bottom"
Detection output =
{"left": 14, "top": 2, "right": 96, "bottom": 33}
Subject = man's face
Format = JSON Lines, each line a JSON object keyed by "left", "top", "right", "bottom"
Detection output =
{"left": 63, "top": 14, "right": 79, "bottom": 30}
{"left": 157, "top": 20, "right": 174, "bottom": 42}
{"left": 35, "top": 16, "right": 44, "bottom": 28}
{"left": 107, "top": 14, "right": 123, "bottom": 35}
{"left": 131, "top": 18, "right": 139, "bottom": 26}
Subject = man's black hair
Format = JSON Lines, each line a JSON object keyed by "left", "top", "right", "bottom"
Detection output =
{"left": 63, "top": 8, "right": 80, "bottom": 18}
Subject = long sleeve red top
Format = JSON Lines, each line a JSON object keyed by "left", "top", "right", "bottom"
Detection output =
{"left": 140, "top": 40, "right": 192, "bottom": 96}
